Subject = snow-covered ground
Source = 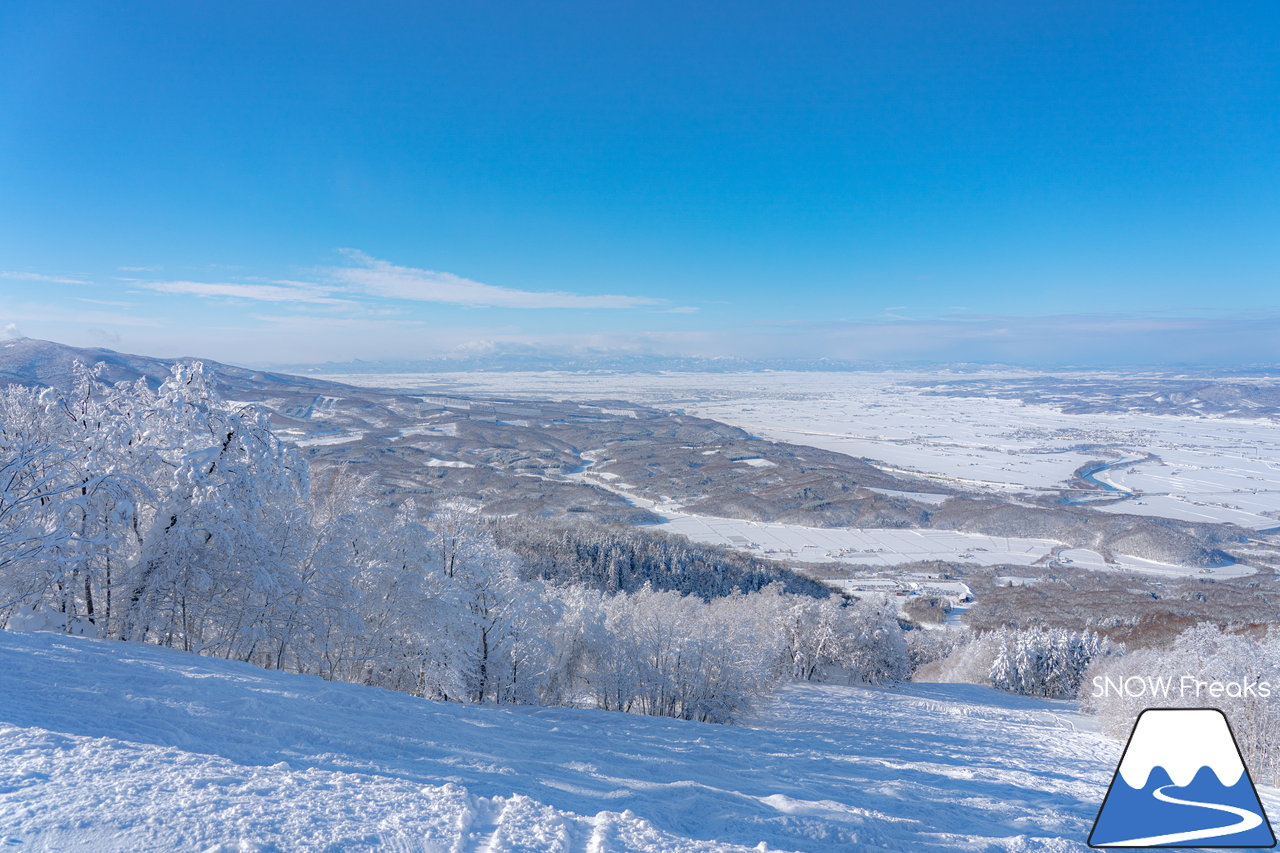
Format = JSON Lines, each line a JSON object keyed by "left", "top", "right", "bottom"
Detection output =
{"left": 652, "top": 513, "right": 1253, "bottom": 578}
{"left": 657, "top": 513, "right": 1054, "bottom": 567}
{"left": 283, "top": 429, "right": 366, "bottom": 447}
{"left": 1052, "top": 548, "right": 1257, "bottom": 579}
{"left": 0, "top": 630, "right": 1135, "bottom": 852}
{"left": 565, "top": 462, "right": 1246, "bottom": 579}
{"left": 333, "top": 371, "right": 1280, "bottom": 531}
{"left": 569, "top": 462, "right": 1065, "bottom": 569}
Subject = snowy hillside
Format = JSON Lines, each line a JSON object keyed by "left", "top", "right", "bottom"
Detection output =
{"left": 1, "top": 630, "right": 1124, "bottom": 852}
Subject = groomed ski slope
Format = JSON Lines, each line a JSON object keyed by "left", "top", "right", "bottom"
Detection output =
{"left": 2, "top": 630, "right": 1122, "bottom": 852}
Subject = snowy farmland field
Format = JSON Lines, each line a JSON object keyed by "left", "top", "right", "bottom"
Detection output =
{"left": 330, "top": 370, "right": 1280, "bottom": 532}
{"left": 0, "top": 629, "right": 1146, "bottom": 853}
{"left": 656, "top": 512, "right": 1054, "bottom": 566}
{"left": 650, "top": 512, "right": 1255, "bottom": 579}
{"left": 324, "top": 369, "right": 1275, "bottom": 580}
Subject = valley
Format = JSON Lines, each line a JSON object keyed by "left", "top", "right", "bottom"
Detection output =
{"left": 5, "top": 340, "right": 1280, "bottom": 851}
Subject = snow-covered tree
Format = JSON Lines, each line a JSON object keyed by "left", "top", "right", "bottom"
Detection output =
{"left": 989, "top": 627, "right": 1115, "bottom": 698}
{"left": 1, "top": 358, "right": 920, "bottom": 727}
{"left": 0, "top": 384, "right": 84, "bottom": 621}
{"left": 121, "top": 363, "right": 308, "bottom": 658}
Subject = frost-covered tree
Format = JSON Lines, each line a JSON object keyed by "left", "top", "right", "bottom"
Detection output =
{"left": 989, "top": 627, "right": 1115, "bottom": 698}
{"left": 918, "top": 626, "right": 1117, "bottom": 698}
{"left": 774, "top": 592, "right": 907, "bottom": 684}
{"left": 345, "top": 495, "right": 464, "bottom": 698}
{"left": 905, "top": 627, "right": 965, "bottom": 674}
{"left": 428, "top": 499, "right": 539, "bottom": 703}
{"left": 0, "top": 384, "right": 84, "bottom": 620}
{"left": 54, "top": 366, "right": 151, "bottom": 638}
{"left": 1, "top": 358, "right": 917, "bottom": 726}
{"left": 122, "top": 363, "right": 308, "bottom": 657}
{"left": 583, "top": 585, "right": 832, "bottom": 723}
{"left": 0, "top": 369, "right": 156, "bottom": 635}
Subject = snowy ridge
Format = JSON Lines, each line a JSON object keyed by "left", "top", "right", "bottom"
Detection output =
{"left": 1117, "top": 709, "right": 1246, "bottom": 789}
{"left": 0, "top": 631, "right": 1122, "bottom": 852}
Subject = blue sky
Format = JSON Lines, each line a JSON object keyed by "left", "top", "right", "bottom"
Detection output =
{"left": 1, "top": 0, "right": 1278, "bottom": 366}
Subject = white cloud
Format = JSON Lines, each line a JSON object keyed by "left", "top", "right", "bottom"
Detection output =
{"left": 0, "top": 299, "right": 164, "bottom": 329}
{"left": 331, "top": 250, "right": 662, "bottom": 309}
{"left": 0, "top": 271, "right": 88, "bottom": 285}
{"left": 122, "top": 252, "right": 663, "bottom": 312}
{"left": 76, "top": 297, "right": 136, "bottom": 309}
{"left": 665, "top": 306, "right": 700, "bottom": 314}
{"left": 140, "top": 281, "right": 349, "bottom": 305}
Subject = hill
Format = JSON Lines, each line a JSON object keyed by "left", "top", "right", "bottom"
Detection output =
{"left": 0, "top": 336, "right": 337, "bottom": 397}
{"left": 0, "top": 629, "right": 1124, "bottom": 852}
{"left": 0, "top": 338, "right": 950, "bottom": 529}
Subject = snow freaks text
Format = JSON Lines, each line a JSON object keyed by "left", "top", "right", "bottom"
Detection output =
{"left": 1091, "top": 675, "right": 1275, "bottom": 700}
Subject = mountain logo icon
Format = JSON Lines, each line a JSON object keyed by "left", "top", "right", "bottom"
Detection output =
{"left": 1089, "top": 708, "right": 1276, "bottom": 848}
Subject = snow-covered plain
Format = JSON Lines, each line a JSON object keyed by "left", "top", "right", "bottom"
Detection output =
{"left": 650, "top": 513, "right": 1255, "bottom": 578}
{"left": 0, "top": 630, "right": 1132, "bottom": 853}
{"left": 335, "top": 371, "right": 1280, "bottom": 532}
{"left": 657, "top": 513, "right": 1053, "bottom": 567}
{"left": 563, "top": 448, "right": 1249, "bottom": 579}
{"left": 564, "top": 456, "right": 1072, "bottom": 571}
{"left": 287, "top": 429, "right": 366, "bottom": 447}
{"left": 1052, "top": 548, "right": 1257, "bottom": 579}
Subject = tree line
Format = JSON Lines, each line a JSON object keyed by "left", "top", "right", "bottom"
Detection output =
{"left": 492, "top": 517, "right": 832, "bottom": 600}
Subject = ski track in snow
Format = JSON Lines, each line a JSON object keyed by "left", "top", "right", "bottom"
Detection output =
{"left": 0, "top": 631, "right": 1125, "bottom": 852}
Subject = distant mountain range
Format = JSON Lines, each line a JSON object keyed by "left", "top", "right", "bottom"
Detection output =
{"left": 7, "top": 335, "right": 1277, "bottom": 380}
{"left": 272, "top": 351, "right": 896, "bottom": 374}
{"left": 268, "top": 344, "right": 1280, "bottom": 376}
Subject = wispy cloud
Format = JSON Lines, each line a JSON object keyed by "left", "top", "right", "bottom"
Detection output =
{"left": 0, "top": 301, "right": 164, "bottom": 329}
{"left": 76, "top": 297, "right": 136, "bottom": 309}
{"left": 1, "top": 271, "right": 88, "bottom": 285}
{"left": 139, "top": 281, "right": 350, "bottom": 305}
{"left": 331, "top": 250, "right": 662, "bottom": 309}
{"left": 665, "top": 306, "right": 700, "bottom": 314}
{"left": 118, "top": 251, "right": 663, "bottom": 312}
